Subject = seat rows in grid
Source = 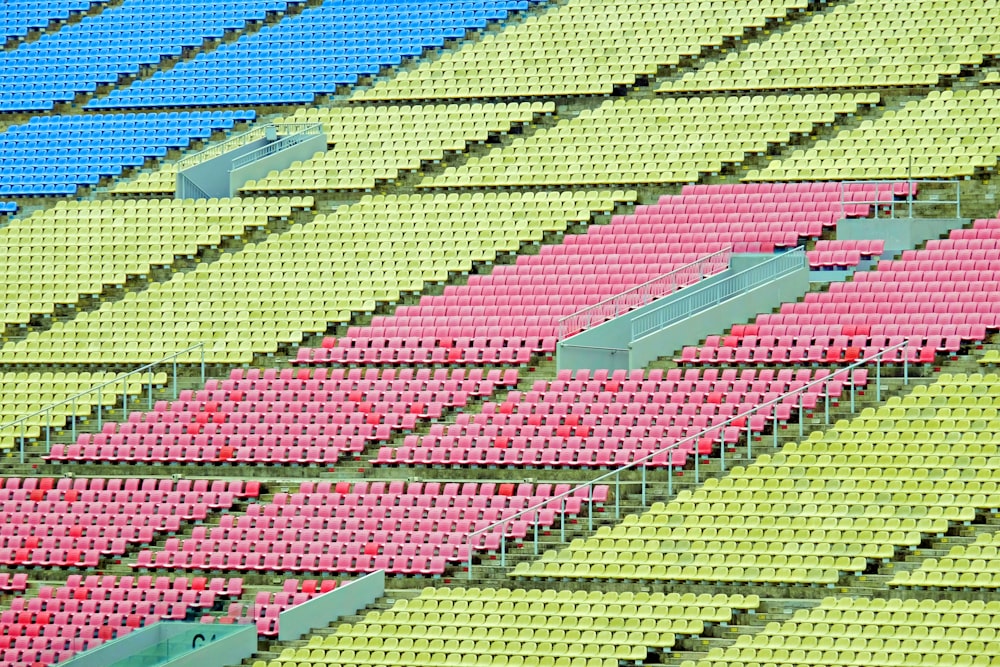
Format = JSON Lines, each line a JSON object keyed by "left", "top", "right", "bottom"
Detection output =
{"left": 679, "top": 212, "right": 999, "bottom": 366}
{"left": 0, "top": 1, "right": 100, "bottom": 43}
{"left": 893, "top": 529, "right": 1000, "bottom": 590}
{"left": 374, "top": 367, "right": 864, "bottom": 469}
{"left": 242, "top": 102, "right": 555, "bottom": 193}
{"left": 0, "top": 371, "right": 152, "bottom": 451}
{"left": 661, "top": 0, "right": 1000, "bottom": 93}
{"left": 0, "top": 190, "right": 631, "bottom": 366}
{"left": 0, "top": 196, "right": 311, "bottom": 330}
{"left": 132, "top": 481, "right": 605, "bottom": 575}
{"left": 261, "top": 587, "right": 759, "bottom": 667}
{"left": 0, "top": 574, "right": 243, "bottom": 667}
{"left": 92, "top": 0, "right": 538, "bottom": 108}
{"left": 354, "top": 0, "right": 807, "bottom": 100}
{"left": 207, "top": 579, "right": 339, "bottom": 637}
{"left": 48, "top": 366, "right": 518, "bottom": 465}
{"left": 0, "top": 476, "right": 256, "bottom": 568}
{"left": 807, "top": 239, "right": 885, "bottom": 269}
{"left": 119, "top": 103, "right": 555, "bottom": 195}
{"left": 683, "top": 596, "right": 1000, "bottom": 667}
{"left": 1, "top": 0, "right": 294, "bottom": 111}
{"left": 750, "top": 88, "right": 1000, "bottom": 180}
{"left": 303, "top": 182, "right": 882, "bottom": 367}
{"left": 514, "top": 373, "right": 999, "bottom": 586}
{"left": 418, "top": 94, "right": 873, "bottom": 188}
{"left": 0, "top": 110, "right": 255, "bottom": 197}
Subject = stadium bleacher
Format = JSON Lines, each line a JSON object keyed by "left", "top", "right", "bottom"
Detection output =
{"left": 0, "top": 111, "right": 255, "bottom": 197}
{"left": 2, "top": 0, "right": 1000, "bottom": 665}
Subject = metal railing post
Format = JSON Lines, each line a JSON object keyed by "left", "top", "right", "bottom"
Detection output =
{"left": 588, "top": 485, "right": 593, "bottom": 532}
{"left": 19, "top": 422, "right": 24, "bottom": 464}
{"left": 148, "top": 369, "right": 154, "bottom": 410}
{"left": 824, "top": 388, "right": 829, "bottom": 424}
{"left": 467, "top": 542, "right": 473, "bottom": 581}
{"left": 533, "top": 512, "right": 539, "bottom": 555}
{"left": 641, "top": 466, "right": 646, "bottom": 507}
{"left": 71, "top": 398, "right": 77, "bottom": 441}
{"left": 173, "top": 361, "right": 178, "bottom": 400}
{"left": 97, "top": 386, "right": 102, "bottom": 430}
{"left": 850, "top": 372, "right": 855, "bottom": 414}
{"left": 798, "top": 392, "right": 804, "bottom": 438}
{"left": 45, "top": 410, "right": 51, "bottom": 454}
{"left": 500, "top": 530, "right": 506, "bottom": 569}
{"left": 746, "top": 416, "right": 752, "bottom": 460}
{"left": 614, "top": 472, "right": 620, "bottom": 520}
{"left": 876, "top": 356, "right": 882, "bottom": 403}
{"left": 668, "top": 462, "right": 673, "bottom": 497}
{"left": 694, "top": 444, "right": 700, "bottom": 484}
{"left": 904, "top": 344, "right": 909, "bottom": 385}
{"left": 122, "top": 378, "right": 128, "bottom": 421}
{"left": 560, "top": 498, "right": 565, "bottom": 542}
{"left": 200, "top": 346, "right": 206, "bottom": 385}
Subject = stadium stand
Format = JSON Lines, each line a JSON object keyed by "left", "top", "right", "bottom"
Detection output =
{"left": 0, "top": 201, "right": 17, "bottom": 215}
{"left": 269, "top": 588, "right": 761, "bottom": 667}
{"left": 373, "top": 367, "right": 859, "bottom": 468}
{"left": 0, "top": 575, "right": 244, "bottom": 665}
{"left": 208, "top": 579, "right": 339, "bottom": 637}
{"left": 118, "top": 102, "right": 555, "bottom": 195}
{"left": 0, "top": 476, "right": 255, "bottom": 567}
{"left": 677, "top": 211, "right": 999, "bottom": 365}
{"left": 0, "top": 2, "right": 102, "bottom": 43}
{"left": 130, "top": 482, "right": 606, "bottom": 575}
{"left": 0, "top": 195, "right": 311, "bottom": 330}
{"left": 893, "top": 530, "right": 1000, "bottom": 589}
{"left": 306, "top": 182, "right": 889, "bottom": 366}
{"left": 0, "top": 0, "right": 295, "bottom": 112}
{"left": 353, "top": 0, "right": 809, "bottom": 99}
{"left": 749, "top": 88, "right": 1000, "bottom": 180}
{"left": 514, "top": 370, "right": 998, "bottom": 585}
{"left": 661, "top": 0, "right": 1000, "bottom": 92}
{"left": 48, "top": 367, "right": 519, "bottom": 464}
{"left": 418, "top": 94, "right": 873, "bottom": 187}
{"left": 0, "top": 111, "right": 255, "bottom": 197}
{"left": 90, "top": 0, "right": 542, "bottom": 109}
{"left": 0, "top": 371, "right": 152, "bottom": 452}
{"left": 4, "top": 0, "right": 1000, "bottom": 662}
{"left": 0, "top": 190, "right": 631, "bottom": 365}
{"left": 685, "top": 597, "right": 1000, "bottom": 667}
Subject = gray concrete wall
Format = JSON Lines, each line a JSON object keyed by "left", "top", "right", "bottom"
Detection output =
{"left": 279, "top": 571, "right": 385, "bottom": 642}
{"left": 177, "top": 138, "right": 269, "bottom": 199}
{"left": 230, "top": 134, "right": 326, "bottom": 195}
{"left": 59, "top": 622, "right": 256, "bottom": 667}
{"left": 628, "top": 261, "right": 810, "bottom": 368}
{"left": 557, "top": 254, "right": 784, "bottom": 373}
{"left": 837, "top": 217, "right": 966, "bottom": 256}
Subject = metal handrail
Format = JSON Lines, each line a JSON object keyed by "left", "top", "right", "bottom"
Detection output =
{"left": 837, "top": 179, "right": 961, "bottom": 219}
{"left": 558, "top": 248, "right": 731, "bottom": 339}
{"left": 175, "top": 127, "right": 271, "bottom": 172}
{"left": 1, "top": 343, "right": 207, "bottom": 463}
{"left": 230, "top": 124, "right": 324, "bottom": 171}
{"left": 631, "top": 247, "right": 805, "bottom": 341}
{"left": 465, "top": 339, "right": 911, "bottom": 578}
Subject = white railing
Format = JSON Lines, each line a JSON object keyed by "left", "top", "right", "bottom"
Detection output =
{"left": 557, "top": 248, "right": 731, "bottom": 340}
{"left": 838, "top": 179, "right": 960, "bottom": 219}
{"left": 231, "top": 123, "right": 324, "bottom": 170}
{"left": 0, "top": 344, "right": 206, "bottom": 463}
{"left": 631, "top": 247, "right": 804, "bottom": 341}
{"left": 464, "top": 340, "right": 911, "bottom": 577}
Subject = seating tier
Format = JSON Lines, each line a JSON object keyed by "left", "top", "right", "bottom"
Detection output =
{"left": 130, "top": 481, "right": 606, "bottom": 575}
{"left": 515, "top": 373, "right": 1000, "bottom": 585}
{"left": 662, "top": 0, "right": 1000, "bottom": 92}
{"left": 749, "top": 88, "right": 1000, "bottom": 180}
{"left": 0, "top": 190, "right": 630, "bottom": 365}
{"left": 355, "top": 0, "right": 808, "bottom": 100}
{"left": 418, "top": 94, "right": 872, "bottom": 188}
{"left": 0, "top": 0, "right": 292, "bottom": 112}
